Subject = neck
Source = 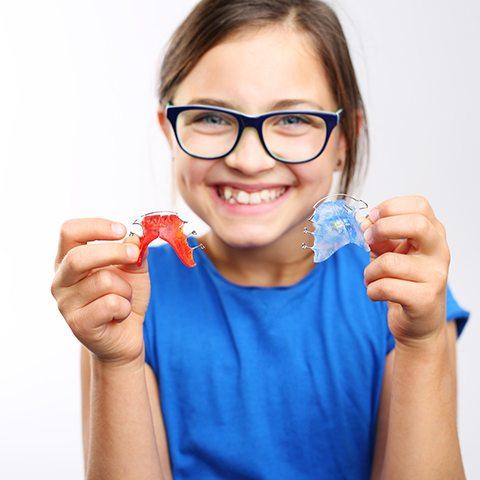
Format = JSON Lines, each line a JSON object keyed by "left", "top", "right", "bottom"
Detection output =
{"left": 198, "top": 219, "right": 315, "bottom": 287}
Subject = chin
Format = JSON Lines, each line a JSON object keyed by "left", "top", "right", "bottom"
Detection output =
{"left": 212, "top": 222, "right": 291, "bottom": 250}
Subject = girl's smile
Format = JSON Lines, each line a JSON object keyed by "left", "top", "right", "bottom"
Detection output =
{"left": 210, "top": 182, "right": 292, "bottom": 215}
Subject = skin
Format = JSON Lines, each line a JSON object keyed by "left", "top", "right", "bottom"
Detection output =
{"left": 51, "top": 22, "right": 465, "bottom": 480}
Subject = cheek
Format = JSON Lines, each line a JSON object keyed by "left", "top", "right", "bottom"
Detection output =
{"left": 289, "top": 159, "right": 334, "bottom": 189}
{"left": 173, "top": 151, "right": 208, "bottom": 191}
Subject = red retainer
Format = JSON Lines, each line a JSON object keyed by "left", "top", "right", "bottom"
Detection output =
{"left": 131, "top": 212, "right": 198, "bottom": 268}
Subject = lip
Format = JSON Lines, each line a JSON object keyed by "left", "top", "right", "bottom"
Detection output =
{"left": 209, "top": 184, "right": 292, "bottom": 216}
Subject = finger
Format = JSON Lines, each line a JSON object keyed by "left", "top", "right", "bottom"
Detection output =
{"left": 57, "top": 269, "right": 133, "bottom": 312}
{"left": 55, "top": 218, "right": 127, "bottom": 271}
{"left": 366, "top": 277, "right": 426, "bottom": 310}
{"left": 359, "top": 214, "right": 374, "bottom": 232}
{"left": 360, "top": 219, "right": 373, "bottom": 235}
{"left": 118, "top": 233, "right": 149, "bottom": 274}
{"left": 55, "top": 242, "right": 139, "bottom": 288}
{"left": 364, "top": 252, "right": 429, "bottom": 286}
{"left": 360, "top": 216, "right": 406, "bottom": 258}
{"left": 369, "top": 195, "right": 446, "bottom": 238}
{"left": 368, "top": 239, "right": 410, "bottom": 259}
{"left": 68, "top": 294, "right": 132, "bottom": 338}
{"left": 363, "top": 214, "right": 440, "bottom": 253}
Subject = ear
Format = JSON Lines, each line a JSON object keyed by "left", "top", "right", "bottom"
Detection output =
{"left": 157, "top": 109, "right": 174, "bottom": 149}
{"left": 355, "top": 108, "right": 364, "bottom": 138}
{"left": 334, "top": 108, "right": 364, "bottom": 172}
{"left": 335, "top": 129, "right": 347, "bottom": 172}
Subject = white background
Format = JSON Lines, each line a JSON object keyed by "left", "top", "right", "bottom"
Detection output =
{"left": 0, "top": 0, "right": 478, "bottom": 478}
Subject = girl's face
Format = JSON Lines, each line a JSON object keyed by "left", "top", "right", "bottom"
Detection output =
{"left": 158, "top": 25, "right": 346, "bottom": 249}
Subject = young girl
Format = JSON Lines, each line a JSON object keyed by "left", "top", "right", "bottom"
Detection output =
{"left": 51, "top": 1, "right": 470, "bottom": 478}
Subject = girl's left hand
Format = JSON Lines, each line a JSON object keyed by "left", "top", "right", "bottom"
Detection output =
{"left": 360, "top": 195, "right": 451, "bottom": 348}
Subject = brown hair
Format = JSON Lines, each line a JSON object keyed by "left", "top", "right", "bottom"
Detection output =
{"left": 157, "top": 0, "right": 369, "bottom": 195}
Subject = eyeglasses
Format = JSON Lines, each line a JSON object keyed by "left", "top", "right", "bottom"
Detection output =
{"left": 165, "top": 101, "right": 343, "bottom": 164}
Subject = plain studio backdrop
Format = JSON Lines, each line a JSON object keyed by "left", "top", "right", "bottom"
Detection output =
{"left": 0, "top": 1, "right": 478, "bottom": 478}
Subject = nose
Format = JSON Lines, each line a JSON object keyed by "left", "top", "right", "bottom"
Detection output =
{"left": 224, "top": 126, "right": 276, "bottom": 176}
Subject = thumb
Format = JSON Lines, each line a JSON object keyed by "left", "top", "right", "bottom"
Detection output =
{"left": 120, "top": 233, "right": 149, "bottom": 274}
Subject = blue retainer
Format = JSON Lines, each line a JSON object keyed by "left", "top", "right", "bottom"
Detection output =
{"left": 304, "top": 199, "right": 371, "bottom": 262}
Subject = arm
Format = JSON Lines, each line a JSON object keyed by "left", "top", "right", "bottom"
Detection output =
{"left": 144, "top": 358, "right": 174, "bottom": 480}
{"left": 361, "top": 195, "right": 466, "bottom": 479}
{"left": 81, "top": 345, "right": 173, "bottom": 480}
{"left": 371, "top": 321, "right": 465, "bottom": 479}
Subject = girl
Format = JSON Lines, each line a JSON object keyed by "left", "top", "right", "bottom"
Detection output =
{"left": 51, "top": 1, "right": 470, "bottom": 479}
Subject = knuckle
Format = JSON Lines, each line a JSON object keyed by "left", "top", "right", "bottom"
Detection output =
{"left": 444, "top": 246, "right": 451, "bottom": 265}
{"left": 412, "top": 215, "right": 429, "bottom": 235}
{"left": 103, "top": 294, "right": 120, "bottom": 313}
{"left": 119, "top": 298, "right": 132, "bottom": 318}
{"left": 415, "top": 195, "right": 430, "bottom": 213}
{"left": 126, "top": 282, "right": 133, "bottom": 300}
{"left": 381, "top": 252, "right": 400, "bottom": 272}
{"left": 59, "top": 219, "right": 75, "bottom": 240}
{"left": 372, "top": 279, "right": 387, "bottom": 297}
{"left": 434, "top": 266, "right": 448, "bottom": 288}
{"left": 95, "top": 270, "right": 114, "bottom": 292}
{"left": 376, "top": 203, "right": 387, "bottom": 218}
{"left": 55, "top": 293, "right": 68, "bottom": 314}
{"left": 437, "top": 220, "right": 447, "bottom": 236}
{"left": 378, "top": 279, "right": 393, "bottom": 297}
{"left": 50, "top": 277, "right": 58, "bottom": 298}
{"left": 63, "top": 248, "right": 79, "bottom": 272}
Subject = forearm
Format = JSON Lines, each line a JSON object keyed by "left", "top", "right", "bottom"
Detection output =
{"left": 86, "top": 353, "right": 163, "bottom": 480}
{"left": 381, "top": 324, "right": 465, "bottom": 479}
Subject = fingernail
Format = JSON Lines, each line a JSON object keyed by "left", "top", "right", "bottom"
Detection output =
{"left": 112, "top": 222, "right": 126, "bottom": 236}
{"left": 364, "top": 227, "right": 374, "bottom": 243}
{"left": 126, "top": 245, "right": 138, "bottom": 259}
{"left": 368, "top": 208, "right": 380, "bottom": 223}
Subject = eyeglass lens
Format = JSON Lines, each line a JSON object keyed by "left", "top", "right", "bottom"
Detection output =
{"left": 176, "top": 109, "right": 328, "bottom": 162}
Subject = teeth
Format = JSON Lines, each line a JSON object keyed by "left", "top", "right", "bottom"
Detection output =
{"left": 250, "top": 192, "right": 261, "bottom": 204}
{"left": 217, "top": 186, "right": 287, "bottom": 205}
{"left": 260, "top": 190, "right": 270, "bottom": 201}
{"left": 236, "top": 191, "right": 250, "bottom": 204}
{"left": 224, "top": 187, "right": 233, "bottom": 200}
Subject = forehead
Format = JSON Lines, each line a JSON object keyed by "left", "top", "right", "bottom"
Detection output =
{"left": 173, "top": 25, "right": 335, "bottom": 113}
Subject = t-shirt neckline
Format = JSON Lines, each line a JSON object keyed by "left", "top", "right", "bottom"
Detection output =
{"left": 190, "top": 235, "right": 323, "bottom": 291}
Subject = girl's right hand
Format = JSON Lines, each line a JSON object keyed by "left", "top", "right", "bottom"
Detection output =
{"left": 50, "top": 218, "right": 151, "bottom": 367}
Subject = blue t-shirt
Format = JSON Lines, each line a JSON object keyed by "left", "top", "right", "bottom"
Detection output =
{"left": 143, "top": 240, "right": 470, "bottom": 480}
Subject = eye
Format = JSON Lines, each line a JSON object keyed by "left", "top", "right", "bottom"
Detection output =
{"left": 276, "top": 115, "right": 311, "bottom": 126}
{"left": 193, "top": 113, "right": 231, "bottom": 126}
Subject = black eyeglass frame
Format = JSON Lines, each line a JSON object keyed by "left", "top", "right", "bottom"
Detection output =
{"left": 165, "top": 101, "right": 343, "bottom": 164}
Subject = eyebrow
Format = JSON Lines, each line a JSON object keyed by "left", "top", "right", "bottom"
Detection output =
{"left": 185, "top": 97, "right": 327, "bottom": 111}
